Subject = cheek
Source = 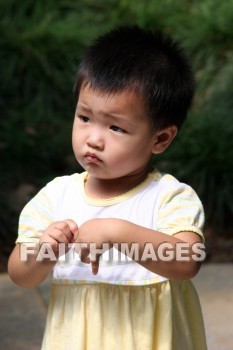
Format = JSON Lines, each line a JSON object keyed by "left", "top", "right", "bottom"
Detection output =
{"left": 72, "top": 122, "right": 84, "bottom": 142}
{"left": 108, "top": 142, "right": 137, "bottom": 162}
{"left": 71, "top": 129, "right": 77, "bottom": 150}
{"left": 72, "top": 130, "right": 82, "bottom": 155}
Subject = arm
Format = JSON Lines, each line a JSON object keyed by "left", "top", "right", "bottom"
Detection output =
{"left": 8, "top": 219, "right": 78, "bottom": 288}
{"left": 8, "top": 243, "right": 55, "bottom": 288}
{"left": 76, "top": 218, "right": 205, "bottom": 280}
{"left": 111, "top": 219, "right": 203, "bottom": 279}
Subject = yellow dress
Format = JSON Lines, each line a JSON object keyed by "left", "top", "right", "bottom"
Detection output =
{"left": 17, "top": 171, "right": 207, "bottom": 349}
{"left": 42, "top": 280, "right": 206, "bottom": 350}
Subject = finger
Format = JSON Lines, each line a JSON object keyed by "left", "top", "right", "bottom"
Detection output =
{"left": 64, "top": 219, "right": 79, "bottom": 242}
{"left": 90, "top": 251, "right": 101, "bottom": 275}
{"left": 80, "top": 247, "right": 91, "bottom": 264}
{"left": 39, "top": 235, "right": 59, "bottom": 252}
{"left": 48, "top": 227, "right": 71, "bottom": 244}
{"left": 52, "top": 221, "right": 75, "bottom": 243}
{"left": 91, "top": 259, "right": 99, "bottom": 275}
{"left": 64, "top": 219, "right": 79, "bottom": 235}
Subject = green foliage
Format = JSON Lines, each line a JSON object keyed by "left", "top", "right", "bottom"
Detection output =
{"left": 0, "top": 0, "right": 233, "bottom": 262}
{"left": 0, "top": 0, "right": 128, "bottom": 185}
{"left": 154, "top": 108, "right": 233, "bottom": 231}
{"left": 0, "top": 0, "right": 118, "bottom": 262}
{"left": 0, "top": 195, "right": 18, "bottom": 271}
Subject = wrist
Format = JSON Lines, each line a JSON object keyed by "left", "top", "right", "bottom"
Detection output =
{"left": 105, "top": 218, "right": 125, "bottom": 245}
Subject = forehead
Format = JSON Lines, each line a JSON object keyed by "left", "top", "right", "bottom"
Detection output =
{"left": 78, "top": 83, "right": 146, "bottom": 117}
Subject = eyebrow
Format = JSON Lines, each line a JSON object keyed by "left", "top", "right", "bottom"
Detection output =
{"left": 77, "top": 104, "right": 125, "bottom": 121}
{"left": 76, "top": 103, "right": 136, "bottom": 128}
{"left": 77, "top": 104, "right": 92, "bottom": 113}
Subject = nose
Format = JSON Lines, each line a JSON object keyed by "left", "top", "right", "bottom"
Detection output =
{"left": 86, "top": 127, "right": 104, "bottom": 150}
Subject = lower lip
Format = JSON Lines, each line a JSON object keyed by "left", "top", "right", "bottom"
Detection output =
{"left": 85, "top": 155, "right": 101, "bottom": 164}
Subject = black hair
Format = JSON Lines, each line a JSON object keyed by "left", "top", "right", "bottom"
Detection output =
{"left": 74, "top": 25, "right": 195, "bottom": 131}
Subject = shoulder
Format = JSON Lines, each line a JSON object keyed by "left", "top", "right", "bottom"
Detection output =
{"left": 153, "top": 171, "right": 200, "bottom": 200}
{"left": 21, "top": 172, "right": 86, "bottom": 209}
{"left": 46, "top": 172, "right": 85, "bottom": 186}
{"left": 155, "top": 171, "right": 188, "bottom": 189}
{"left": 149, "top": 170, "right": 204, "bottom": 216}
{"left": 43, "top": 172, "right": 86, "bottom": 193}
{"left": 149, "top": 171, "right": 205, "bottom": 237}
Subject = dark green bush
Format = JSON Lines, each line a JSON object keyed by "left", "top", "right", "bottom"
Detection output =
{"left": 0, "top": 0, "right": 131, "bottom": 186}
{"left": 154, "top": 108, "right": 233, "bottom": 232}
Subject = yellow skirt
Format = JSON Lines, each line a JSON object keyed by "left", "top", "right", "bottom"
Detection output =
{"left": 41, "top": 280, "right": 207, "bottom": 350}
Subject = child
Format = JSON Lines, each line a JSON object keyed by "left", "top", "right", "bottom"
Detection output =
{"left": 8, "top": 25, "right": 207, "bottom": 349}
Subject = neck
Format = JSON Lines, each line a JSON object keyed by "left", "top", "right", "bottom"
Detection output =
{"left": 84, "top": 171, "right": 150, "bottom": 199}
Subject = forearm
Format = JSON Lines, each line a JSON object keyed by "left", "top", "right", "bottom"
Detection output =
{"left": 9, "top": 220, "right": 79, "bottom": 287}
{"left": 110, "top": 219, "right": 203, "bottom": 280}
{"left": 8, "top": 243, "right": 55, "bottom": 288}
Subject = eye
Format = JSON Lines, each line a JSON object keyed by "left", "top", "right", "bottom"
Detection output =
{"left": 79, "top": 116, "right": 90, "bottom": 123}
{"left": 110, "top": 125, "right": 126, "bottom": 133}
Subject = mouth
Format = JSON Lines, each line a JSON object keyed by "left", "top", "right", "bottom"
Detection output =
{"left": 84, "top": 152, "right": 102, "bottom": 164}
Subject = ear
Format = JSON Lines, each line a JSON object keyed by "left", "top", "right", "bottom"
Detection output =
{"left": 151, "top": 125, "right": 177, "bottom": 154}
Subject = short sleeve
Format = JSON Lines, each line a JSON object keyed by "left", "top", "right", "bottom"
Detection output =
{"left": 16, "top": 179, "right": 59, "bottom": 245}
{"left": 155, "top": 175, "right": 205, "bottom": 241}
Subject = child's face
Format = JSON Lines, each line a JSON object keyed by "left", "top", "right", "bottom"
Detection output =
{"left": 72, "top": 84, "right": 157, "bottom": 180}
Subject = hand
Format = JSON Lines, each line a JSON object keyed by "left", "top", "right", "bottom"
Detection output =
{"left": 39, "top": 219, "right": 79, "bottom": 258}
{"left": 74, "top": 218, "right": 117, "bottom": 275}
